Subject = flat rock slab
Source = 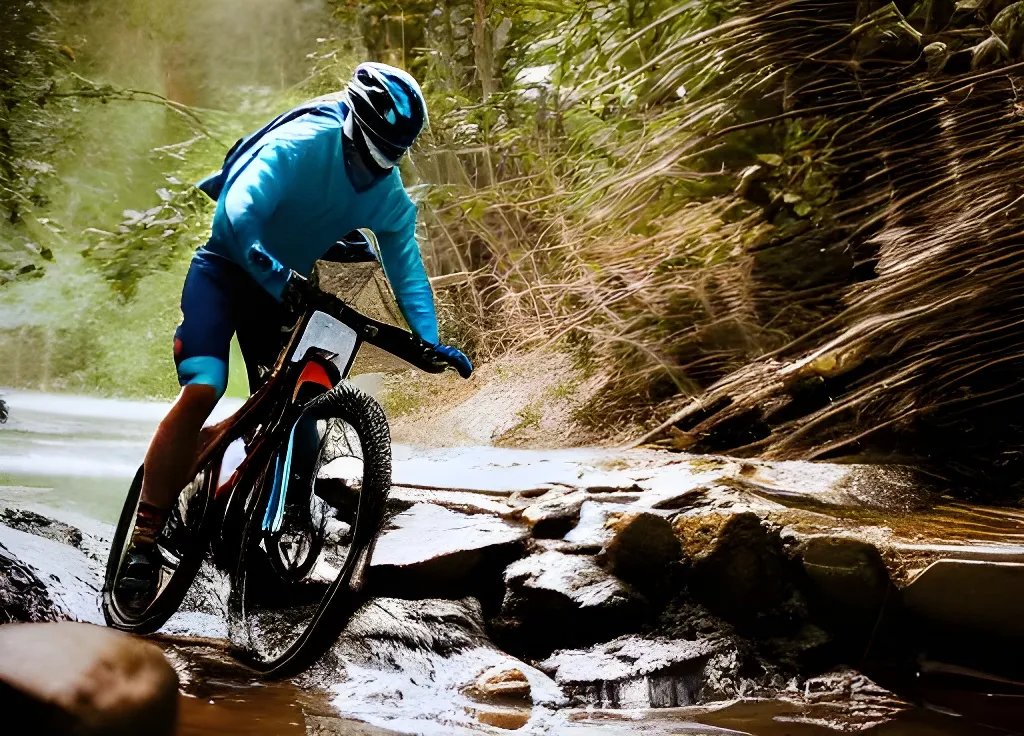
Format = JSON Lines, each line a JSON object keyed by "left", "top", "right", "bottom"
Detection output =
{"left": 370, "top": 503, "right": 528, "bottom": 596}
{"left": 540, "top": 636, "right": 716, "bottom": 709}
{"left": 903, "top": 559, "right": 1024, "bottom": 642}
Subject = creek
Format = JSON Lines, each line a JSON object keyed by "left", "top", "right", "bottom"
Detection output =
{"left": 1, "top": 388, "right": 1022, "bottom": 735}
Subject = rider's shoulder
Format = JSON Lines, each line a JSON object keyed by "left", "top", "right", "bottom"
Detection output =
{"left": 263, "top": 114, "right": 342, "bottom": 155}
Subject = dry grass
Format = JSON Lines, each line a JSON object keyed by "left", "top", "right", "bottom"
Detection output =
{"left": 410, "top": 0, "right": 1024, "bottom": 493}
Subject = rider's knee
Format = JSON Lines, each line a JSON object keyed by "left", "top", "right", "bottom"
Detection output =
{"left": 175, "top": 356, "right": 228, "bottom": 401}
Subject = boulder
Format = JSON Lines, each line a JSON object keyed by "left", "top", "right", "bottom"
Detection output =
{"left": 472, "top": 664, "right": 532, "bottom": 699}
{"left": 799, "top": 536, "right": 891, "bottom": 620}
{"left": 674, "top": 512, "right": 798, "bottom": 628}
{"left": 539, "top": 636, "right": 716, "bottom": 708}
{"left": 370, "top": 503, "right": 528, "bottom": 598}
{"left": 601, "top": 510, "right": 680, "bottom": 589}
{"left": 520, "top": 487, "right": 588, "bottom": 539}
{"left": 0, "top": 622, "right": 178, "bottom": 736}
{"left": 495, "top": 550, "right": 648, "bottom": 654}
{"left": 304, "top": 597, "right": 564, "bottom": 734}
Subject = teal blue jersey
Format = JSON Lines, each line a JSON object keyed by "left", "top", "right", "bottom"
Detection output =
{"left": 203, "top": 106, "right": 439, "bottom": 344}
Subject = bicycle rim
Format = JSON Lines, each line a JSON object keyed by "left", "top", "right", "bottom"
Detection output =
{"left": 227, "top": 382, "right": 391, "bottom": 677}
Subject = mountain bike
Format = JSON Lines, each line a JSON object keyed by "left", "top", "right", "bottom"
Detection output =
{"left": 101, "top": 242, "right": 468, "bottom": 677}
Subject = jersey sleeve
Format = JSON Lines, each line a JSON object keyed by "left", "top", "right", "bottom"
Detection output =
{"left": 374, "top": 185, "right": 440, "bottom": 345}
{"left": 221, "top": 138, "right": 317, "bottom": 300}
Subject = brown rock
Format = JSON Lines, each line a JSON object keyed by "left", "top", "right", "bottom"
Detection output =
{"left": 474, "top": 665, "right": 532, "bottom": 699}
{"left": 601, "top": 510, "right": 680, "bottom": 587}
{"left": 674, "top": 512, "right": 796, "bottom": 623}
{"left": 0, "top": 622, "right": 178, "bottom": 736}
{"left": 474, "top": 705, "right": 530, "bottom": 730}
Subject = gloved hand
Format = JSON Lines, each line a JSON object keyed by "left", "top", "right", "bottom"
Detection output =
{"left": 434, "top": 344, "right": 473, "bottom": 378}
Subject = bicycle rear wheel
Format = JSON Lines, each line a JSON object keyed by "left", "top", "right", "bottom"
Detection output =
{"left": 102, "top": 458, "right": 216, "bottom": 633}
{"left": 227, "top": 382, "right": 391, "bottom": 676}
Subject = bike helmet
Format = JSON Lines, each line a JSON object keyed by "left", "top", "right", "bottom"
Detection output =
{"left": 342, "top": 62, "right": 428, "bottom": 169}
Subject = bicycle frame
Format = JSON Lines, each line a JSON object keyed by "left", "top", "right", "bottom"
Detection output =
{"left": 186, "top": 288, "right": 447, "bottom": 558}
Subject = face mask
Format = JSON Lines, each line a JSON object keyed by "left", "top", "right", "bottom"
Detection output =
{"left": 342, "top": 105, "right": 398, "bottom": 170}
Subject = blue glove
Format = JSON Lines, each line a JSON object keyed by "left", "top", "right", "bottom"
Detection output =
{"left": 434, "top": 344, "right": 473, "bottom": 378}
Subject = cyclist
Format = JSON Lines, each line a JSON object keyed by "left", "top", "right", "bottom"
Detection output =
{"left": 116, "top": 62, "right": 472, "bottom": 606}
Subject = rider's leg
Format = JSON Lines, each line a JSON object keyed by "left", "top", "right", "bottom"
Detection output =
{"left": 134, "top": 383, "right": 219, "bottom": 544}
{"left": 126, "top": 251, "right": 236, "bottom": 552}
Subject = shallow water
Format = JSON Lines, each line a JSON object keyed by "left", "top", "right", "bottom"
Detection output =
{"left": 3, "top": 389, "right": 1022, "bottom": 735}
{"left": 0, "top": 389, "right": 242, "bottom": 522}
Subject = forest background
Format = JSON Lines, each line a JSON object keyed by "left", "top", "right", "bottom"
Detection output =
{"left": 4, "top": 0, "right": 1024, "bottom": 493}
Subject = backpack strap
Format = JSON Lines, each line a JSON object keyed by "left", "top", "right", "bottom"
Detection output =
{"left": 197, "top": 99, "right": 346, "bottom": 201}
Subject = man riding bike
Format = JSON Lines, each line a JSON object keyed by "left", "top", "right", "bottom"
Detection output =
{"left": 116, "top": 63, "right": 472, "bottom": 607}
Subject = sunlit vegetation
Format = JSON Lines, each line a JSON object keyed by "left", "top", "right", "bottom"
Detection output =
{"left": 4, "top": 0, "right": 1024, "bottom": 488}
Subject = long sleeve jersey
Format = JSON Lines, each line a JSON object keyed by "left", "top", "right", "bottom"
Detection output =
{"left": 201, "top": 104, "right": 439, "bottom": 344}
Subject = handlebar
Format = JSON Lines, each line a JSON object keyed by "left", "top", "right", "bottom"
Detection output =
{"left": 301, "top": 281, "right": 463, "bottom": 376}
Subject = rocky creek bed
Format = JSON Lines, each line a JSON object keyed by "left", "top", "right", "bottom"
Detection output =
{"left": 2, "top": 446, "right": 1023, "bottom": 734}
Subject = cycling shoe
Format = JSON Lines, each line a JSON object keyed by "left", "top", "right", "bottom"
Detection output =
{"left": 115, "top": 544, "right": 160, "bottom": 612}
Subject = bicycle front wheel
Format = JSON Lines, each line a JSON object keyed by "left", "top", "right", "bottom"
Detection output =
{"left": 227, "top": 382, "right": 391, "bottom": 676}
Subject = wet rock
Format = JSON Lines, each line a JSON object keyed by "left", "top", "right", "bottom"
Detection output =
{"left": 601, "top": 510, "right": 680, "bottom": 589}
{"left": 0, "top": 508, "right": 83, "bottom": 549}
{"left": 370, "top": 503, "right": 528, "bottom": 598}
{"left": 777, "top": 668, "right": 908, "bottom": 731}
{"left": 0, "top": 622, "right": 178, "bottom": 736}
{"left": 495, "top": 550, "right": 648, "bottom": 655}
{"left": 305, "top": 597, "right": 564, "bottom": 734}
{"left": 799, "top": 536, "right": 891, "bottom": 637}
{"left": 539, "top": 636, "right": 717, "bottom": 708}
{"left": 0, "top": 523, "right": 102, "bottom": 623}
{"left": 903, "top": 559, "right": 1024, "bottom": 643}
{"left": 562, "top": 500, "right": 633, "bottom": 551}
{"left": 0, "top": 540, "right": 61, "bottom": 623}
{"left": 521, "top": 487, "right": 588, "bottom": 539}
{"left": 971, "top": 34, "right": 1010, "bottom": 69}
{"left": 674, "top": 512, "right": 798, "bottom": 628}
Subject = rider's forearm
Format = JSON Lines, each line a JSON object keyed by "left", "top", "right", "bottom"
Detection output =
{"left": 377, "top": 224, "right": 440, "bottom": 344}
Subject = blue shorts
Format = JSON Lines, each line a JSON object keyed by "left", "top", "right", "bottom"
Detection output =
{"left": 174, "top": 247, "right": 291, "bottom": 397}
